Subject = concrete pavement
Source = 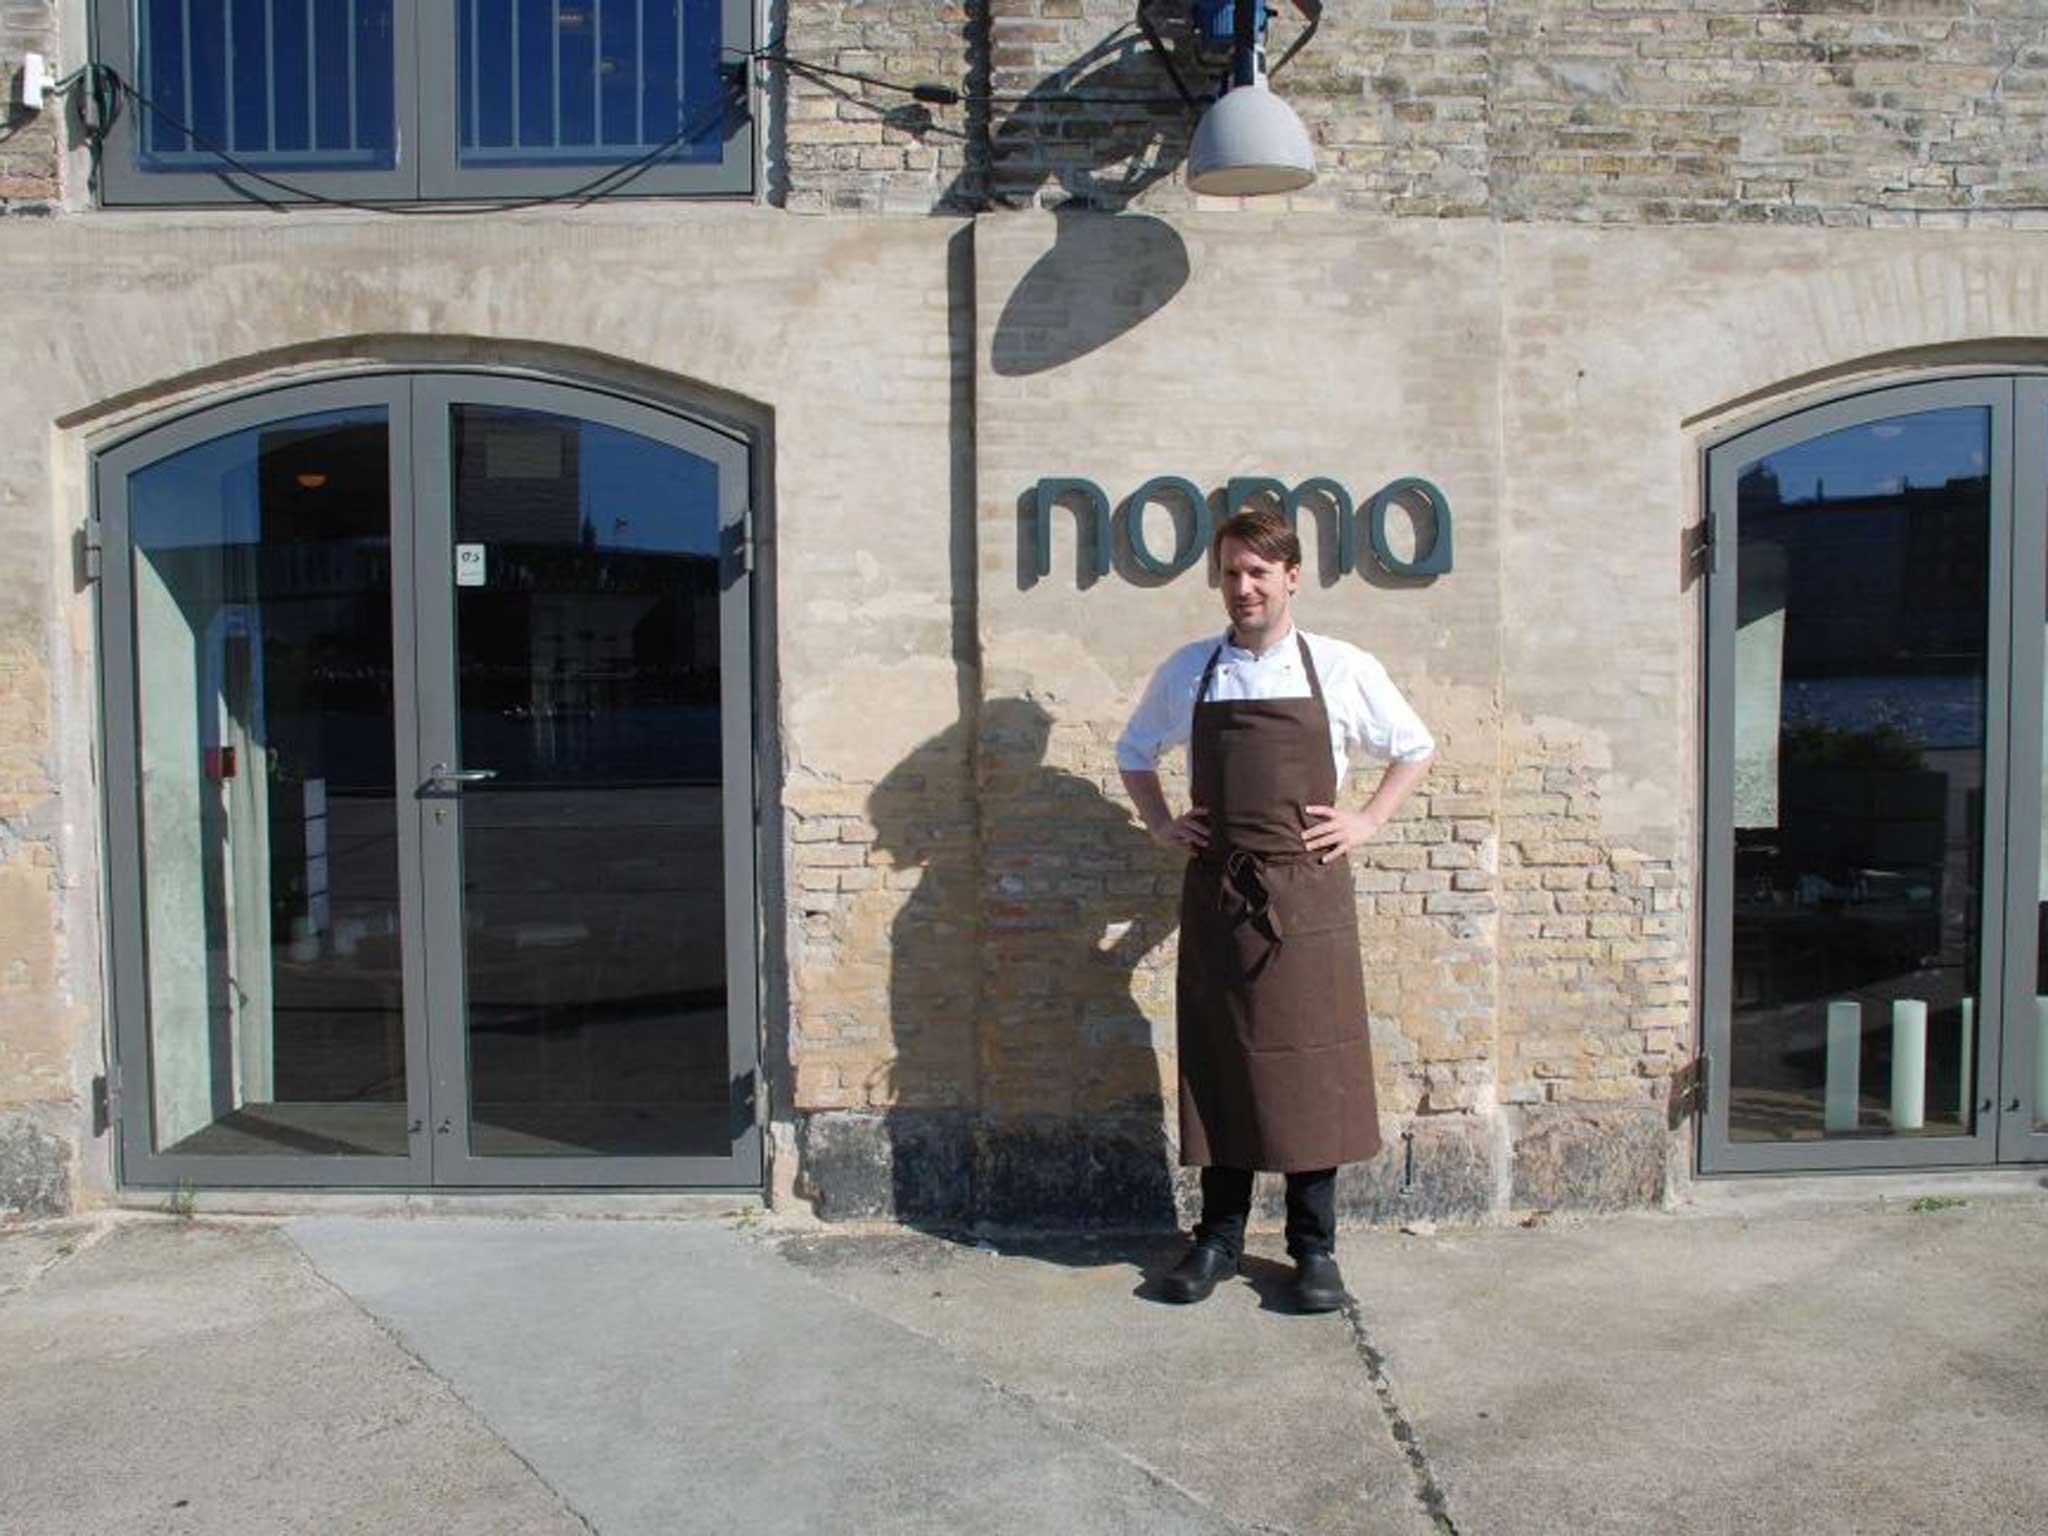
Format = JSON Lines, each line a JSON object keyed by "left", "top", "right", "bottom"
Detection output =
{"left": 3, "top": 1186, "right": 2046, "bottom": 1535}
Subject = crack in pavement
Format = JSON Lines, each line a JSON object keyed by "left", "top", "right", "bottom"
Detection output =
{"left": 0, "top": 1215, "right": 116, "bottom": 1307}
{"left": 1342, "top": 1296, "right": 1459, "bottom": 1535}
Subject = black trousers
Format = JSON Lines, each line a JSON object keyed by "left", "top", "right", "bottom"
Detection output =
{"left": 1193, "top": 1165, "right": 1336, "bottom": 1260}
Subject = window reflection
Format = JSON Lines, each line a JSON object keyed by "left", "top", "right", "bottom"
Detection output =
{"left": 1730, "top": 408, "right": 1990, "bottom": 1142}
{"left": 450, "top": 405, "right": 729, "bottom": 1157}
{"left": 130, "top": 408, "right": 406, "bottom": 1157}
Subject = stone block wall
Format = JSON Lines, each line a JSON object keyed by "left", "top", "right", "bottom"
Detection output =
{"left": 0, "top": 0, "right": 71, "bottom": 1202}
{"left": 779, "top": 0, "right": 989, "bottom": 213}
{"left": 8, "top": 2, "right": 2045, "bottom": 222}
{"left": 0, "top": 0, "right": 68, "bottom": 1216}
{"left": 780, "top": 0, "right": 2048, "bottom": 226}
{"left": 1495, "top": 733, "right": 1688, "bottom": 1210}
{"left": 1490, "top": 1, "right": 2048, "bottom": 228}
{"left": 0, "top": 4, "right": 2043, "bottom": 1229}
{"left": 0, "top": 636, "right": 70, "bottom": 1217}
{"left": 0, "top": 1, "right": 59, "bottom": 215}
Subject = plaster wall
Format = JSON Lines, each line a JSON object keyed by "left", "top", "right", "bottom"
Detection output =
{"left": 0, "top": 206, "right": 965, "bottom": 1212}
{"left": 780, "top": 212, "right": 2048, "bottom": 1226}
{"left": 0, "top": 203, "right": 2045, "bottom": 1222}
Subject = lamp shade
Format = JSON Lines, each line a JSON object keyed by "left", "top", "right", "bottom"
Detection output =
{"left": 1186, "top": 79, "right": 1316, "bottom": 196}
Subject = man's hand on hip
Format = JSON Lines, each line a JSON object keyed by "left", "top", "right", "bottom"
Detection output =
{"left": 1150, "top": 806, "right": 1210, "bottom": 853}
{"left": 1303, "top": 805, "right": 1382, "bottom": 863}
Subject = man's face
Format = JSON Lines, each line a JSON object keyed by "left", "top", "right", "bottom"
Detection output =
{"left": 1217, "top": 535, "right": 1301, "bottom": 649}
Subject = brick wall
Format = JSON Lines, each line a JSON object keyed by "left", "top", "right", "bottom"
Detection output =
{"left": 779, "top": 0, "right": 990, "bottom": 213}
{"left": 782, "top": 0, "right": 2048, "bottom": 226}
{"left": 1497, "top": 744, "right": 1686, "bottom": 1116}
{"left": 9, "top": 2, "right": 2042, "bottom": 222}
{"left": 1492, "top": 1, "right": 2048, "bottom": 228}
{"left": 0, "top": 2, "right": 59, "bottom": 214}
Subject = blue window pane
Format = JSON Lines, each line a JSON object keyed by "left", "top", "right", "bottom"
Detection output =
{"left": 558, "top": 3, "right": 597, "bottom": 147}
{"left": 356, "top": 4, "right": 396, "bottom": 159}
{"left": 187, "top": 1, "right": 229, "bottom": 150}
{"left": 642, "top": 0, "right": 678, "bottom": 146}
{"left": 140, "top": 0, "right": 189, "bottom": 157}
{"left": 598, "top": 0, "right": 637, "bottom": 145}
{"left": 460, "top": 0, "right": 724, "bottom": 168}
{"left": 271, "top": 2, "right": 311, "bottom": 152}
{"left": 229, "top": 0, "right": 267, "bottom": 152}
{"left": 515, "top": 0, "right": 554, "bottom": 147}
{"left": 137, "top": 0, "right": 397, "bottom": 175}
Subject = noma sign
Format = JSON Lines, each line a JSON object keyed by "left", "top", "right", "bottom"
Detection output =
{"left": 1031, "top": 475, "right": 1453, "bottom": 582}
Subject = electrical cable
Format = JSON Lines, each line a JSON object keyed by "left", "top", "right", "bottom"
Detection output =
{"left": 35, "top": 32, "right": 1203, "bottom": 214}
{"left": 737, "top": 40, "right": 1194, "bottom": 109}
{"left": 50, "top": 59, "right": 748, "bottom": 215}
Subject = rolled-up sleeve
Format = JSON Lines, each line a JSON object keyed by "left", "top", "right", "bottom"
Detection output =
{"left": 1116, "top": 652, "right": 1193, "bottom": 772}
{"left": 1346, "top": 654, "right": 1435, "bottom": 764}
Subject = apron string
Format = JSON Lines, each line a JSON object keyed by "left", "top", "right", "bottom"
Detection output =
{"left": 1194, "top": 644, "right": 1224, "bottom": 707}
{"left": 1295, "top": 630, "right": 1327, "bottom": 711}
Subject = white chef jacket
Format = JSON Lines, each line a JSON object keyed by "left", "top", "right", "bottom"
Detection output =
{"left": 1116, "top": 624, "right": 1435, "bottom": 786}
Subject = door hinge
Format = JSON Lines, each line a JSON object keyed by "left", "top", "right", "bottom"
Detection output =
{"left": 731, "top": 1068, "right": 758, "bottom": 1134}
{"left": 79, "top": 517, "right": 104, "bottom": 584}
{"left": 93, "top": 1065, "right": 119, "bottom": 1136}
{"left": 1684, "top": 1053, "right": 1709, "bottom": 1119}
{"left": 741, "top": 508, "right": 756, "bottom": 575}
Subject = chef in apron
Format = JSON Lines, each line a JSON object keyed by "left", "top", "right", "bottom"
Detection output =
{"left": 1117, "top": 506, "right": 1435, "bottom": 1312}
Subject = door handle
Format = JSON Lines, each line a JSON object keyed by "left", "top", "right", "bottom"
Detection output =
{"left": 423, "top": 762, "right": 498, "bottom": 792}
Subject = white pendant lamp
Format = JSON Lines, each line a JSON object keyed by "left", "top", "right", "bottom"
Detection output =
{"left": 1185, "top": 3, "right": 1316, "bottom": 196}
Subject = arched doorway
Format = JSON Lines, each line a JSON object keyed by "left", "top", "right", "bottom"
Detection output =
{"left": 1702, "top": 374, "right": 2048, "bottom": 1173}
{"left": 96, "top": 373, "right": 760, "bottom": 1188}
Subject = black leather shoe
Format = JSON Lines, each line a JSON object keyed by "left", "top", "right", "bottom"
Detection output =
{"left": 1159, "top": 1242, "right": 1236, "bottom": 1304}
{"left": 1291, "top": 1251, "right": 1348, "bottom": 1313}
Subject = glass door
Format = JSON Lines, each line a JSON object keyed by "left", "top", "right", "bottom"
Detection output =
{"left": 100, "top": 374, "right": 758, "bottom": 1189}
{"left": 1702, "top": 375, "right": 2048, "bottom": 1173}
{"left": 102, "top": 380, "right": 430, "bottom": 1187}
{"left": 409, "top": 378, "right": 757, "bottom": 1185}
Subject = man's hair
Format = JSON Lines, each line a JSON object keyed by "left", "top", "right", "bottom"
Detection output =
{"left": 1211, "top": 506, "right": 1302, "bottom": 569}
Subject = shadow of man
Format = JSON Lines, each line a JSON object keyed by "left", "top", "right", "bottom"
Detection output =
{"left": 868, "top": 698, "right": 1187, "bottom": 1265}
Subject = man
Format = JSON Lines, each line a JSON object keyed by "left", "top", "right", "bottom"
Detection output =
{"left": 1117, "top": 507, "right": 1434, "bottom": 1313}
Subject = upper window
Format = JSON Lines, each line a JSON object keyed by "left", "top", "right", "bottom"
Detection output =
{"left": 93, "top": 1, "right": 753, "bottom": 206}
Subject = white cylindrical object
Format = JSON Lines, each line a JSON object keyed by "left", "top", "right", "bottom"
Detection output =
{"left": 1187, "top": 80, "right": 1318, "bottom": 196}
{"left": 2035, "top": 998, "right": 2048, "bottom": 1130}
{"left": 1958, "top": 998, "right": 1975, "bottom": 1125}
{"left": 1825, "top": 1001, "right": 1862, "bottom": 1133}
{"left": 1890, "top": 999, "right": 1927, "bottom": 1131}
{"left": 22, "top": 53, "right": 48, "bottom": 112}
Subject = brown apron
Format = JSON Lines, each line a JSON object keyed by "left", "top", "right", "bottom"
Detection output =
{"left": 1176, "top": 632, "right": 1382, "bottom": 1172}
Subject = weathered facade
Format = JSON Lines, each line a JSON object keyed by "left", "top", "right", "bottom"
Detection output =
{"left": 4, "top": 2, "right": 2047, "bottom": 1223}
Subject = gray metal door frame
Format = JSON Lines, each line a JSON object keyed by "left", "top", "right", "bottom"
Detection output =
{"left": 408, "top": 373, "right": 760, "bottom": 1187}
{"left": 1998, "top": 377, "right": 2048, "bottom": 1163}
{"left": 96, "top": 370, "right": 761, "bottom": 1189}
{"left": 98, "top": 376, "right": 430, "bottom": 1188}
{"left": 1700, "top": 375, "right": 2020, "bottom": 1174}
